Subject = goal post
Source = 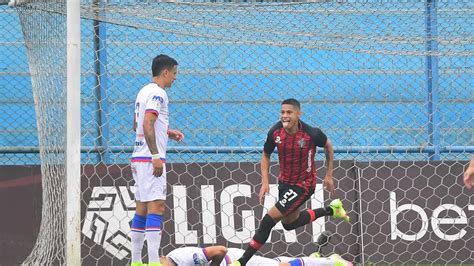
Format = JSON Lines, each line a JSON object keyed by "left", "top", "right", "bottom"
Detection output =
{"left": 66, "top": 0, "right": 81, "bottom": 264}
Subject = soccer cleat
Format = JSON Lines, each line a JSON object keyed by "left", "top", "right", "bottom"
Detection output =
{"left": 148, "top": 263, "right": 161, "bottom": 266}
{"left": 131, "top": 262, "right": 145, "bottom": 266}
{"left": 230, "top": 261, "right": 241, "bottom": 266}
{"left": 330, "top": 199, "right": 350, "bottom": 222}
{"left": 309, "top": 252, "right": 321, "bottom": 258}
{"left": 329, "top": 254, "right": 353, "bottom": 266}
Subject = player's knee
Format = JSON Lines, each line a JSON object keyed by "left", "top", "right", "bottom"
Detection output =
{"left": 282, "top": 222, "right": 297, "bottom": 231}
{"left": 135, "top": 201, "right": 147, "bottom": 216}
{"left": 147, "top": 199, "right": 166, "bottom": 214}
{"left": 261, "top": 214, "right": 277, "bottom": 228}
{"left": 253, "top": 214, "right": 278, "bottom": 244}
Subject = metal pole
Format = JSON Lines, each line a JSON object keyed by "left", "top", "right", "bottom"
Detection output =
{"left": 66, "top": 0, "right": 81, "bottom": 263}
{"left": 425, "top": 0, "right": 440, "bottom": 160}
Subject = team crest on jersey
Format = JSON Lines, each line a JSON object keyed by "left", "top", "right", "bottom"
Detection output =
{"left": 275, "top": 136, "right": 282, "bottom": 144}
{"left": 152, "top": 95, "right": 164, "bottom": 104}
{"left": 193, "top": 253, "right": 207, "bottom": 265}
{"left": 299, "top": 138, "right": 305, "bottom": 148}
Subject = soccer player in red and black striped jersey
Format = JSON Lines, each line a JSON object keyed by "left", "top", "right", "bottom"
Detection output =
{"left": 232, "top": 98, "right": 350, "bottom": 266}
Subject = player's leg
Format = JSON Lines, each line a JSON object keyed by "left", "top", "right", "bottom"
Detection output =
{"left": 131, "top": 201, "right": 147, "bottom": 265}
{"left": 131, "top": 162, "right": 147, "bottom": 266}
{"left": 279, "top": 256, "right": 351, "bottom": 266}
{"left": 233, "top": 206, "right": 282, "bottom": 265}
{"left": 146, "top": 199, "right": 165, "bottom": 265}
{"left": 142, "top": 163, "right": 167, "bottom": 265}
{"left": 277, "top": 184, "right": 322, "bottom": 230}
{"left": 234, "top": 183, "right": 301, "bottom": 265}
{"left": 245, "top": 254, "right": 280, "bottom": 265}
{"left": 281, "top": 189, "right": 349, "bottom": 231}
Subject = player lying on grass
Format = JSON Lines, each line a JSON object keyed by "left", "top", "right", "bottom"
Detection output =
{"left": 158, "top": 246, "right": 275, "bottom": 266}
{"left": 158, "top": 246, "right": 352, "bottom": 266}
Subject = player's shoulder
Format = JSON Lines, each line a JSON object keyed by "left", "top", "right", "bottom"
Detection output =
{"left": 268, "top": 121, "right": 283, "bottom": 135}
{"left": 140, "top": 83, "right": 167, "bottom": 102}
{"left": 300, "top": 120, "right": 323, "bottom": 135}
{"left": 301, "top": 120, "right": 327, "bottom": 147}
{"left": 150, "top": 83, "right": 168, "bottom": 96}
{"left": 140, "top": 83, "right": 166, "bottom": 94}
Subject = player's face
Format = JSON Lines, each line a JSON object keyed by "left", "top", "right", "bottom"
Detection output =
{"left": 163, "top": 65, "right": 178, "bottom": 88}
{"left": 280, "top": 104, "right": 301, "bottom": 130}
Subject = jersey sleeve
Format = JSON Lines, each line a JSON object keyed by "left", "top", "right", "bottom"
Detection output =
{"left": 263, "top": 131, "right": 276, "bottom": 154}
{"left": 311, "top": 127, "right": 328, "bottom": 147}
{"left": 145, "top": 90, "right": 166, "bottom": 116}
{"left": 263, "top": 122, "right": 281, "bottom": 154}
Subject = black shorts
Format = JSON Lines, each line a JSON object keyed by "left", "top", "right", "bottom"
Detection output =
{"left": 275, "top": 183, "right": 314, "bottom": 216}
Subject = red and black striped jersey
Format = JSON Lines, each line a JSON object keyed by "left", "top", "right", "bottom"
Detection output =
{"left": 263, "top": 120, "right": 327, "bottom": 188}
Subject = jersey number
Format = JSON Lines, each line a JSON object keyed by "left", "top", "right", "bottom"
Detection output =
{"left": 279, "top": 189, "right": 298, "bottom": 207}
{"left": 135, "top": 102, "right": 140, "bottom": 119}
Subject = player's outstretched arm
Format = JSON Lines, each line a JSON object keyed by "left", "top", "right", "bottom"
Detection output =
{"left": 259, "top": 152, "right": 271, "bottom": 204}
{"left": 463, "top": 158, "right": 474, "bottom": 189}
{"left": 323, "top": 138, "right": 335, "bottom": 195}
{"left": 204, "top": 245, "right": 228, "bottom": 266}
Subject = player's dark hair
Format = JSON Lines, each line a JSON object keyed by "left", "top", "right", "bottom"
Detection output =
{"left": 281, "top": 98, "right": 301, "bottom": 110}
{"left": 152, "top": 54, "right": 178, "bottom": 77}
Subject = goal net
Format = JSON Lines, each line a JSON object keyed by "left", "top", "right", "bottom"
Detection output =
{"left": 12, "top": 0, "right": 473, "bottom": 264}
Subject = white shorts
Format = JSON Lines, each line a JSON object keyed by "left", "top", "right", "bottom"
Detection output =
{"left": 131, "top": 161, "right": 167, "bottom": 202}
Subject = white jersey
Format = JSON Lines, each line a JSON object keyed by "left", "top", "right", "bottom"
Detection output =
{"left": 131, "top": 83, "right": 169, "bottom": 162}
{"left": 166, "top": 247, "right": 212, "bottom": 266}
{"left": 166, "top": 247, "right": 278, "bottom": 266}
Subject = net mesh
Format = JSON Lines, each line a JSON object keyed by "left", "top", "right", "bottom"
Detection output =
{"left": 10, "top": 0, "right": 473, "bottom": 264}
{"left": 16, "top": 1, "right": 67, "bottom": 264}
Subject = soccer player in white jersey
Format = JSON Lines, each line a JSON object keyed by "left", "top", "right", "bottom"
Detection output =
{"left": 130, "top": 54, "right": 184, "bottom": 266}
{"left": 160, "top": 246, "right": 278, "bottom": 266}
{"left": 159, "top": 246, "right": 352, "bottom": 266}
{"left": 160, "top": 246, "right": 228, "bottom": 266}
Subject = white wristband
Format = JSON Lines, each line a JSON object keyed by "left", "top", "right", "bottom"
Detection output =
{"left": 151, "top": 154, "right": 161, "bottom": 160}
